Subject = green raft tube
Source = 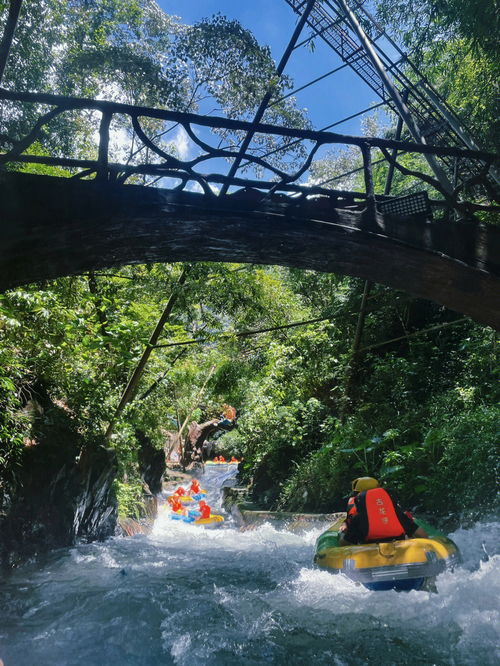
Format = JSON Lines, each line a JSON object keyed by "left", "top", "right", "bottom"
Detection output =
{"left": 314, "top": 516, "right": 461, "bottom": 591}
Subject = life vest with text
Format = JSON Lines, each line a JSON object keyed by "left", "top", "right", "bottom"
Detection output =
{"left": 356, "top": 488, "right": 406, "bottom": 541}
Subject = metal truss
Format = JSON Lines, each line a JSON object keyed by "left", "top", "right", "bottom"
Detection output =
{"left": 284, "top": 0, "right": 499, "bottom": 199}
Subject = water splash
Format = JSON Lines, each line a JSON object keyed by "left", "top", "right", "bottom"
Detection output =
{"left": 0, "top": 502, "right": 498, "bottom": 665}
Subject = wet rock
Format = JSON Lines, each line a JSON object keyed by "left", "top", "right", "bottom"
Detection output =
{"left": 137, "top": 430, "right": 165, "bottom": 495}
{"left": 0, "top": 393, "right": 117, "bottom": 568}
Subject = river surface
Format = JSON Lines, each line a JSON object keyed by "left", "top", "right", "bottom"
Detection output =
{"left": 0, "top": 472, "right": 498, "bottom": 666}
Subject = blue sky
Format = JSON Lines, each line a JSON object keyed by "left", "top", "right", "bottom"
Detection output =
{"left": 158, "top": 0, "right": 387, "bottom": 138}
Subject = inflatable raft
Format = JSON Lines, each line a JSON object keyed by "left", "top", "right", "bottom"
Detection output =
{"left": 167, "top": 494, "right": 194, "bottom": 504}
{"left": 189, "top": 514, "right": 224, "bottom": 527}
{"left": 167, "top": 489, "right": 206, "bottom": 502}
{"left": 170, "top": 511, "right": 224, "bottom": 528}
{"left": 314, "top": 516, "right": 460, "bottom": 591}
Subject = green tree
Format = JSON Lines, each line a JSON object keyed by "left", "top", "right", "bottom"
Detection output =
{"left": 375, "top": 0, "right": 499, "bottom": 150}
{"left": 0, "top": 1, "right": 309, "bottom": 174}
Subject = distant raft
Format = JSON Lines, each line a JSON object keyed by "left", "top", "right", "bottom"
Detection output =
{"left": 314, "top": 516, "right": 461, "bottom": 591}
{"left": 205, "top": 457, "right": 239, "bottom": 465}
{"left": 166, "top": 488, "right": 206, "bottom": 504}
{"left": 167, "top": 494, "right": 194, "bottom": 504}
{"left": 169, "top": 510, "right": 224, "bottom": 528}
{"left": 190, "top": 514, "right": 224, "bottom": 527}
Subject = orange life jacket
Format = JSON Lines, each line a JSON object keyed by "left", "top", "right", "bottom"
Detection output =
{"left": 347, "top": 495, "right": 357, "bottom": 518}
{"left": 223, "top": 405, "right": 237, "bottom": 420}
{"left": 339, "top": 495, "right": 357, "bottom": 533}
{"left": 362, "top": 488, "right": 405, "bottom": 541}
{"left": 200, "top": 504, "right": 211, "bottom": 519}
{"left": 171, "top": 499, "right": 183, "bottom": 513}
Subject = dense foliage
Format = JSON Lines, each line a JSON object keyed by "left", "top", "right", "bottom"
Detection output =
{"left": 2, "top": 263, "right": 497, "bottom": 522}
{"left": 0, "top": 0, "right": 498, "bottom": 535}
{"left": 375, "top": 0, "right": 499, "bottom": 150}
{"left": 227, "top": 278, "right": 499, "bottom": 517}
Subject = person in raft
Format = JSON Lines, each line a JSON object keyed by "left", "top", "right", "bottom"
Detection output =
{"left": 188, "top": 479, "right": 202, "bottom": 495}
{"left": 168, "top": 496, "right": 184, "bottom": 513}
{"left": 339, "top": 477, "right": 428, "bottom": 546}
{"left": 198, "top": 500, "right": 211, "bottom": 520}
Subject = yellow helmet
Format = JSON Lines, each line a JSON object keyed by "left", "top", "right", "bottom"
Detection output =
{"left": 351, "top": 477, "right": 379, "bottom": 492}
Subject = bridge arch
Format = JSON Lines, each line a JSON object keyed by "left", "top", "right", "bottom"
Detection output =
{"left": 2, "top": 171, "right": 499, "bottom": 330}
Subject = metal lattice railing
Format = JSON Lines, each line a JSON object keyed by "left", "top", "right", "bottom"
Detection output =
{"left": 0, "top": 88, "right": 498, "bottom": 219}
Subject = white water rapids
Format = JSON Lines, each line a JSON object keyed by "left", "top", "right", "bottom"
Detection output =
{"left": 0, "top": 472, "right": 498, "bottom": 665}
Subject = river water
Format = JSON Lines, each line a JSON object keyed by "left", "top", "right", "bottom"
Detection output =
{"left": 0, "top": 474, "right": 498, "bottom": 666}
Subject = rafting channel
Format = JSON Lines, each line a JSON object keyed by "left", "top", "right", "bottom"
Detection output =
{"left": 1, "top": 464, "right": 499, "bottom": 666}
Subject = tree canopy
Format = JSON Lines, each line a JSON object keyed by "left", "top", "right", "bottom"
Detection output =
{"left": 375, "top": 0, "right": 499, "bottom": 150}
{"left": 0, "top": 0, "right": 498, "bottom": 531}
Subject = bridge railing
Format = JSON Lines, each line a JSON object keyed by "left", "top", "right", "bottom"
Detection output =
{"left": 0, "top": 88, "right": 498, "bottom": 218}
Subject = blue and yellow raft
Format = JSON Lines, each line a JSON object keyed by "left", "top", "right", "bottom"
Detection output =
{"left": 165, "top": 501, "right": 223, "bottom": 527}
{"left": 314, "top": 516, "right": 460, "bottom": 591}
{"left": 170, "top": 511, "right": 224, "bottom": 527}
{"left": 166, "top": 490, "right": 206, "bottom": 505}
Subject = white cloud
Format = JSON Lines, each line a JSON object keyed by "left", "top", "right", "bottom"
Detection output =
{"left": 186, "top": 181, "right": 204, "bottom": 193}
{"left": 172, "top": 125, "right": 191, "bottom": 160}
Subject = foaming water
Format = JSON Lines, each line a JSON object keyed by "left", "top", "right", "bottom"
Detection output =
{"left": 1, "top": 508, "right": 498, "bottom": 665}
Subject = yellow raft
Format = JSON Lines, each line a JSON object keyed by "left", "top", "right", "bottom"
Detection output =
{"left": 169, "top": 510, "right": 224, "bottom": 527}
{"left": 191, "top": 514, "right": 224, "bottom": 527}
{"left": 167, "top": 494, "right": 194, "bottom": 504}
{"left": 314, "top": 516, "right": 461, "bottom": 591}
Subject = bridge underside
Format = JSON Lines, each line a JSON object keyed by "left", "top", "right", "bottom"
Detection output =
{"left": 2, "top": 171, "right": 499, "bottom": 329}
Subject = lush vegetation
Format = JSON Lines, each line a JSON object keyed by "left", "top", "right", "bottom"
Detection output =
{"left": 375, "top": 0, "right": 499, "bottom": 150}
{"left": 1, "top": 264, "right": 497, "bottom": 522}
{"left": 0, "top": 0, "right": 498, "bottom": 539}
